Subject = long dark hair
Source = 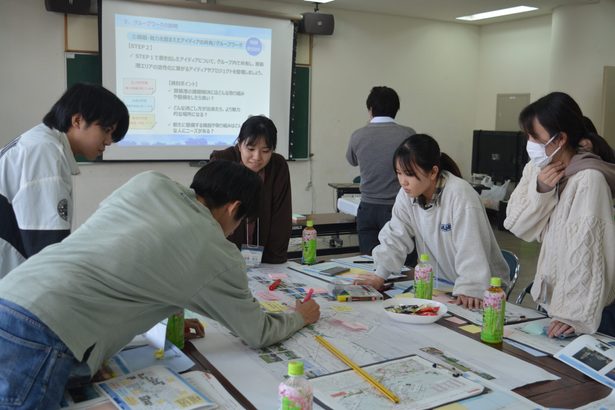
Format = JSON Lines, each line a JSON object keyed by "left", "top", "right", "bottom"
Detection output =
{"left": 519, "top": 92, "right": 615, "bottom": 163}
{"left": 236, "top": 115, "right": 277, "bottom": 150}
{"left": 393, "top": 134, "right": 462, "bottom": 178}
{"left": 582, "top": 116, "right": 615, "bottom": 163}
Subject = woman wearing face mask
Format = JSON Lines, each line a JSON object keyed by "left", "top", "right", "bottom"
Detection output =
{"left": 210, "top": 115, "right": 292, "bottom": 264}
{"left": 356, "top": 134, "right": 509, "bottom": 309}
{"left": 505, "top": 92, "right": 615, "bottom": 337}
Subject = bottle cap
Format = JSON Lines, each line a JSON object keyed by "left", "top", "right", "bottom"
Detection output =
{"left": 490, "top": 277, "right": 502, "bottom": 287}
{"left": 419, "top": 253, "right": 430, "bottom": 262}
{"left": 306, "top": 220, "right": 314, "bottom": 227}
{"left": 288, "top": 361, "right": 304, "bottom": 376}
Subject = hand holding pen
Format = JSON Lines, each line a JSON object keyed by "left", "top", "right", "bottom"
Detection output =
{"left": 296, "top": 289, "right": 320, "bottom": 325}
{"left": 302, "top": 288, "right": 314, "bottom": 303}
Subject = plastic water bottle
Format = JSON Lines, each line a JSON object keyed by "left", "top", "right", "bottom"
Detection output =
{"left": 166, "top": 310, "right": 185, "bottom": 349}
{"left": 279, "top": 361, "right": 313, "bottom": 410}
{"left": 301, "top": 220, "right": 317, "bottom": 265}
{"left": 481, "top": 277, "right": 506, "bottom": 344}
{"left": 414, "top": 253, "right": 433, "bottom": 299}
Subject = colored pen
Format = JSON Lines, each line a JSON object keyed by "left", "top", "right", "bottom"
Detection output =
{"left": 269, "top": 279, "right": 282, "bottom": 291}
{"left": 353, "top": 260, "right": 373, "bottom": 264}
{"left": 302, "top": 288, "right": 314, "bottom": 303}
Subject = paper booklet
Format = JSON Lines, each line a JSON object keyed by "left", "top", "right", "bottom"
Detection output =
{"left": 312, "top": 355, "right": 484, "bottom": 410}
{"left": 62, "top": 366, "right": 245, "bottom": 410}
{"left": 97, "top": 366, "right": 216, "bottom": 410}
{"left": 554, "top": 334, "right": 615, "bottom": 389}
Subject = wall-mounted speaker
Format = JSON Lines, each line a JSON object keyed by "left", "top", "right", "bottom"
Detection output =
{"left": 45, "top": 0, "right": 97, "bottom": 15}
{"left": 299, "top": 12, "right": 334, "bottom": 35}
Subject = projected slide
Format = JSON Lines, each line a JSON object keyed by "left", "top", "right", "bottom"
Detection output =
{"left": 115, "top": 14, "right": 271, "bottom": 149}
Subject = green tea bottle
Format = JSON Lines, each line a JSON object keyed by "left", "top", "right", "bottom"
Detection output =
{"left": 480, "top": 277, "right": 506, "bottom": 344}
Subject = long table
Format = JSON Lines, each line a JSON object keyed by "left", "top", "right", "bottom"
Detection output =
{"left": 185, "top": 264, "right": 610, "bottom": 409}
{"left": 437, "top": 318, "right": 611, "bottom": 409}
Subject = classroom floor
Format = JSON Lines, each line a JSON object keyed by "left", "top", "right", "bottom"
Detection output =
{"left": 492, "top": 227, "right": 541, "bottom": 308}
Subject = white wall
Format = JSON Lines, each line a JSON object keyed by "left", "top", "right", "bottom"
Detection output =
{"left": 550, "top": 0, "right": 615, "bottom": 134}
{"left": 475, "top": 15, "right": 552, "bottom": 129}
{"left": 4, "top": 0, "right": 615, "bottom": 227}
{"left": 0, "top": 0, "right": 65, "bottom": 140}
{"left": 306, "top": 9, "right": 479, "bottom": 212}
{"left": 475, "top": 1, "right": 615, "bottom": 136}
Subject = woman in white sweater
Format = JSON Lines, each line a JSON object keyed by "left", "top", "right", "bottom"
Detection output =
{"left": 505, "top": 92, "right": 615, "bottom": 337}
{"left": 357, "top": 134, "right": 509, "bottom": 309}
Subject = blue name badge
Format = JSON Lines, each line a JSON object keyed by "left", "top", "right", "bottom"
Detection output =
{"left": 241, "top": 244, "right": 264, "bottom": 268}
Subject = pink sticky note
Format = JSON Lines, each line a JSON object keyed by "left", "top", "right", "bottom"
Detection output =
{"left": 340, "top": 321, "right": 369, "bottom": 331}
{"left": 256, "top": 291, "right": 280, "bottom": 301}
{"left": 445, "top": 316, "right": 468, "bottom": 325}
{"left": 330, "top": 318, "right": 368, "bottom": 331}
{"left": 433, "top": 294, "right": 454, "bottom": 303}
{"left": 311, "top": 288, "right": 328, "bottom": 294}
{"left": 268, "top": 273, "right": 288, "bottom": 280}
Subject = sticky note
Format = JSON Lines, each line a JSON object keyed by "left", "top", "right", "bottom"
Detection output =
{"left": 339, "top": 321, "right": 368, "bottom": 331}
{"left": 256, "top": 291, "right": 280, "bottom": 301}
{"left": 446, "top": 316, "right": 468, "bottom": 325}
{"left": 433, "top": 294, "right": 454, "bottom": 303}
{"left": 339, "top": 267, "right": 370, "bottom": 277}
{"left": 260, "top": 301, "right": 287, "bottom": 313}
{"left": 460, "top": 324, "right": 482, "bottom": 334}
{"left": 395, "top": 293, "right": 415, "bottom": 299}
{"left": 332, "top": 305, "right": 353, "bottom": 312}
{"left": 268, "top": 273, "right": 288, "bottom": 280}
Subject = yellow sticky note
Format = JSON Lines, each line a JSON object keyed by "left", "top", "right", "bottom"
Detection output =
{"left": 339, "top": 267, "right": 370, "bottom": 278}
{"left": 260, "top": 301, "right": 287, "bottom": 313}
{"left": 395, "top": 292, "right": 415, "bottom": 299}
{"left": 459, "top": 324, "right": 482, "bottom": 334}
{"left": 332, "top": 305, "right": 353, "bottom": 312}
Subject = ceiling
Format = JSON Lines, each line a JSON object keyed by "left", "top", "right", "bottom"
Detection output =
{"left": 269, "top": 0, "right": 598, "bottom": 25}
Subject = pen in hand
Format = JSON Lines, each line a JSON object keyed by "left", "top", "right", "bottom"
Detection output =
{"left": 302, "top": 288, "right": 314, "bottom": 303}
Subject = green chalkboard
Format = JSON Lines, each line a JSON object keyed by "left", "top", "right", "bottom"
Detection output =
{"left": 290, "top": 65, "right": 310, "bottom": 159}
{"left": 65, "top": 53, "right": 309, "bottom": 160}
{"left": 66, "top": 53, "right": 101, "bottom": 87}
{"left": 66, "top": 53, "right": 102, "bottom": 162}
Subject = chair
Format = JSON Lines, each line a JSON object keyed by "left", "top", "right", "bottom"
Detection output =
{"left": 515, "top": 281, "right": 533, "bottom": 305}
{"left": 501, "top": 249, "right": 519, "bottom": 300}
{"left": 515, "top": 281, "right": 548, "bottom": 313}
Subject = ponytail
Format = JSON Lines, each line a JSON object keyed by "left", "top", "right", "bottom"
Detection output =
{"left": 584, "top": 132, "right": 615, "bottom": 164}
{"left": 394, "top": 134, "right": 462, "bottom": 178}
{"left": 440, "top": 153, "right": 462, "bottom": 178}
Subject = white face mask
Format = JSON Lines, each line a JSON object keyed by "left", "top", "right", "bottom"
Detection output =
{"left": 526, "top": 133, "right": 561, "bottom": 169}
